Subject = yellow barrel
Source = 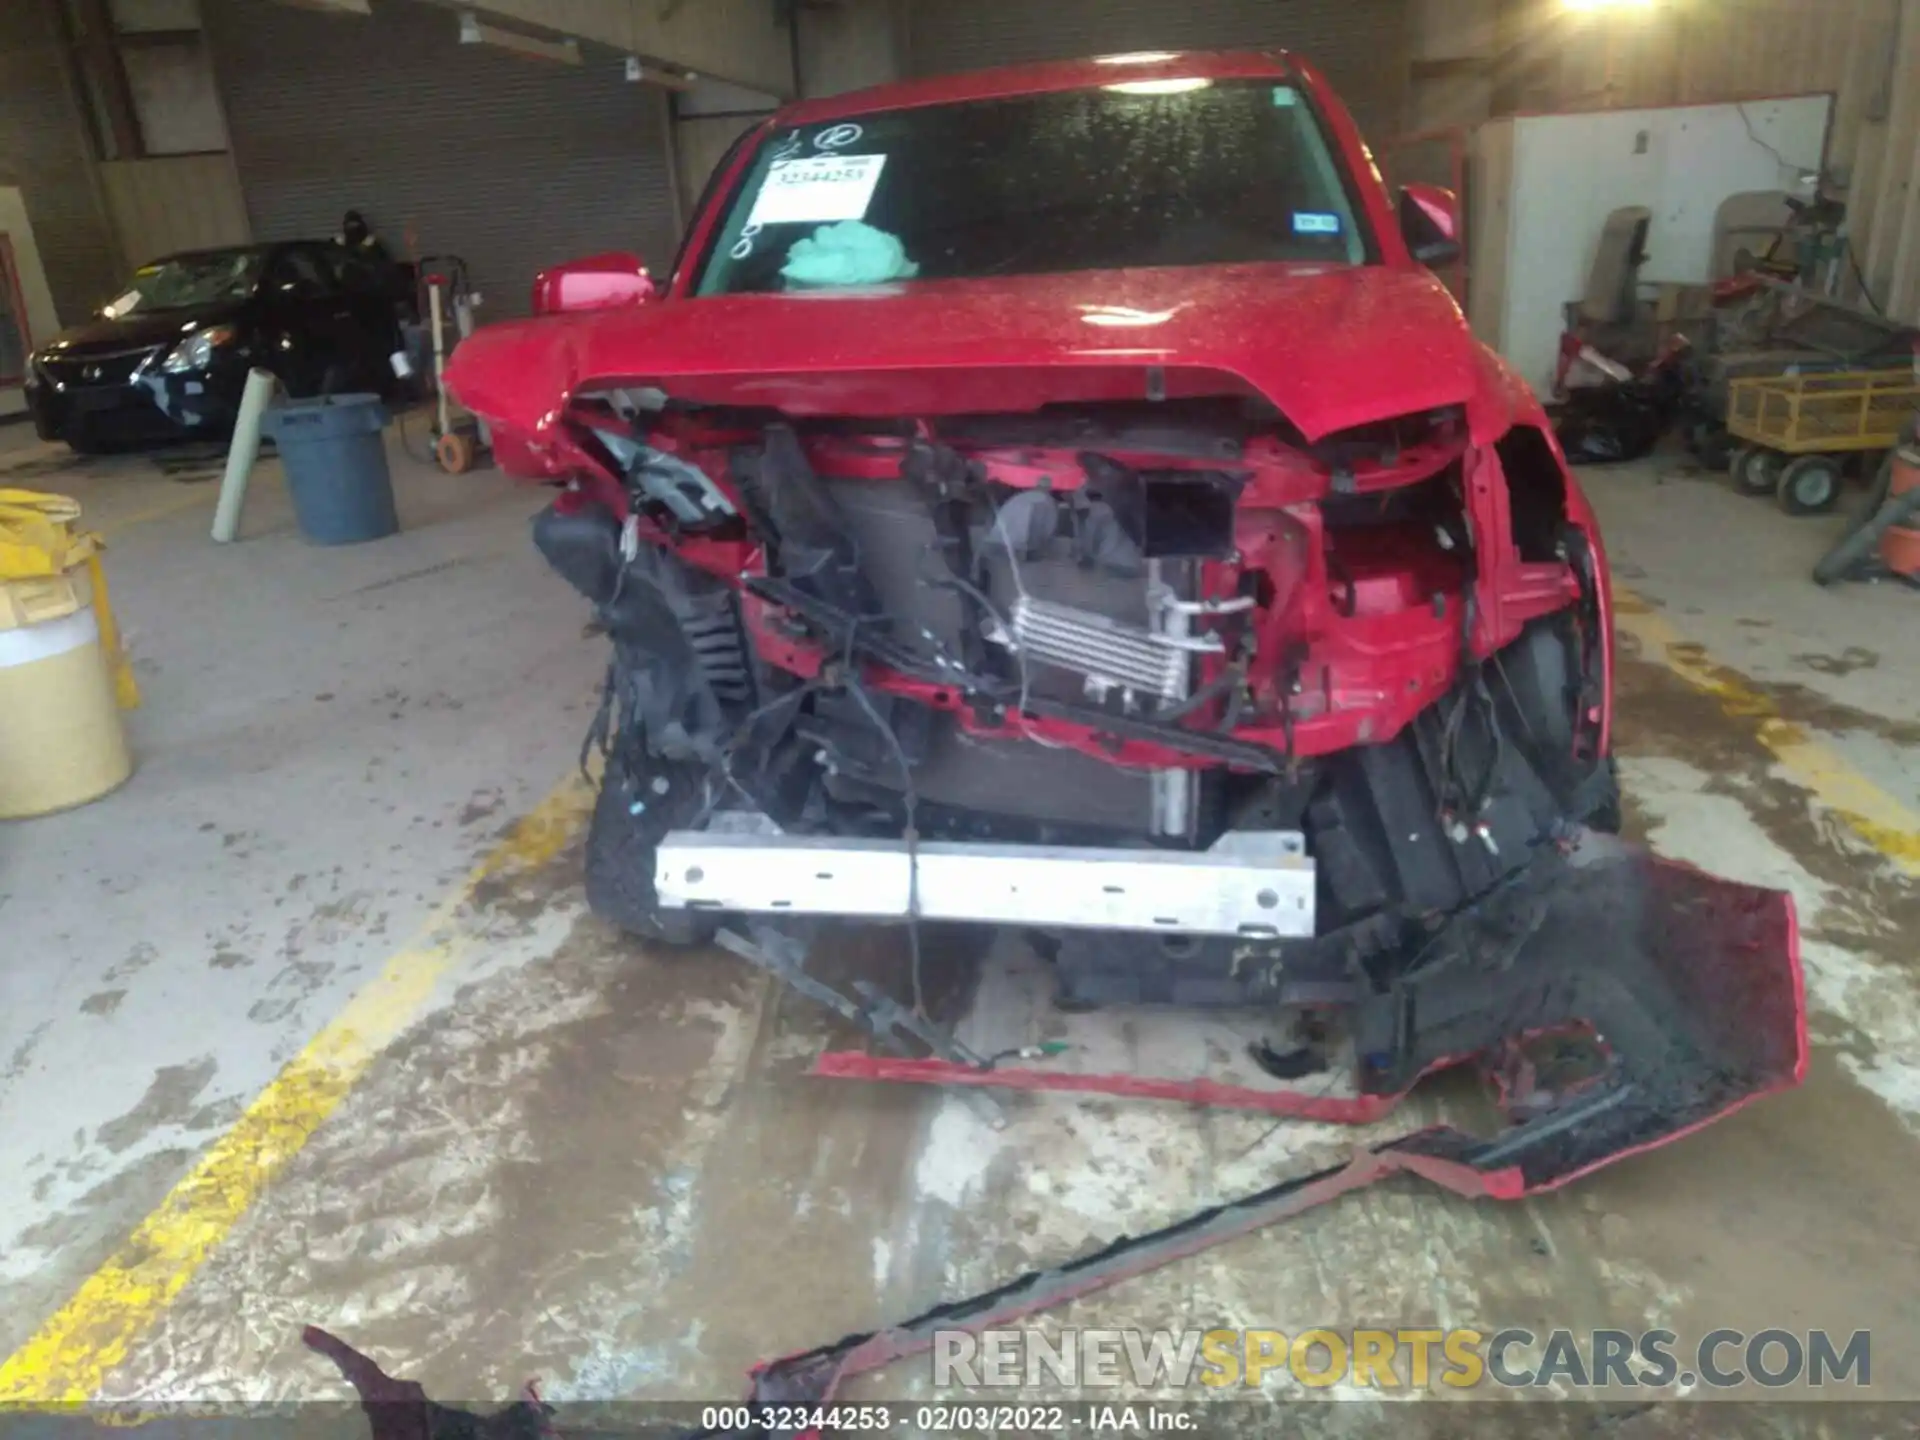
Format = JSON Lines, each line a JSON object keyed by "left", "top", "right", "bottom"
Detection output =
{"left": 0, "top": 492, "right": 136, "bottom": 818}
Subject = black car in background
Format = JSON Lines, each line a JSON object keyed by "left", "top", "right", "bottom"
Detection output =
{"left": 24, "top": 241, "right": 405, "bottom": 453}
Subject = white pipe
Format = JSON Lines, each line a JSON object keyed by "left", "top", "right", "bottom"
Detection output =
{"left": 1148, "top": 561, "right": 1195, "bottom": 839}
{"left": 449, "top": 290, "right": 489, "bottom": 447}
{"left": 211, "top": 367, "right": 277, "bottom": 544}
{"left": 429, "top": 281, "right": 450, "bottom": 439}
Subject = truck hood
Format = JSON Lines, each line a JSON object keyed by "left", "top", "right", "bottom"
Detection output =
{"left": 448, "top": 263, "right": 1507, "bottom": 445}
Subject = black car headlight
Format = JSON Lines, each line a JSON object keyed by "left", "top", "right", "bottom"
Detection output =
{"left": 159, "top": 324, "right": 239, "bottom": 374}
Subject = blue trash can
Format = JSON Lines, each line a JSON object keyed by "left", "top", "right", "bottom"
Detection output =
{"left": 263, "top": 393, "right": 397, "bottom": 545}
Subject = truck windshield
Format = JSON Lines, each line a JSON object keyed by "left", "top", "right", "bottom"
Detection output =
{"left": 694, "top": 79, "right": 1369, "bottom": 296}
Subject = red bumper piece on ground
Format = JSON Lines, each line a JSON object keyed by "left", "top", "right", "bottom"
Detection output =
{"left": 711, "top": 849, "right": 1805, "bottom": 1429}
{"left": 309, "top": 851, "right": 1804, "bottom": 1440}
{"left": 817, "top": 846, "right": 1805, "bottom": 1193}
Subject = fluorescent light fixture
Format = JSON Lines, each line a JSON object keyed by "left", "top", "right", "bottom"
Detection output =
{"left": 1095, "top": 51, "right": 1182, "bottom": 65}
{"left": 1563, "top": 0, "right": 1655, "bottom": 10}
{"left": 458, "top": 11, "right": 581, "bottom": 65}
{"left": 1105, "top": 77, "right": 1211, "bottom": 96}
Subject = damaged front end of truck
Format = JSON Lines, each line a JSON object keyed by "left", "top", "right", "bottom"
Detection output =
{"left": 445, "top": 52, "right": 1804, "bottom": 1216}
{"left": 453, "top": 326, "right": 1802, "bottom": 1170}
{"left": 554, "top": 379, "right": 1609, "bottom": 973}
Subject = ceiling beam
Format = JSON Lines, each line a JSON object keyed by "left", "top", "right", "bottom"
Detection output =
{"left": 415, "top": 0, "right": 795, "bottom": 96}
{"left": 457, "top": 11, "right": 582, "bottom": 64}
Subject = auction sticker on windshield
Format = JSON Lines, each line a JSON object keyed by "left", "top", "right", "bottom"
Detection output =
{"left": 747, "top": 155, "right": 887, "bottom": 226}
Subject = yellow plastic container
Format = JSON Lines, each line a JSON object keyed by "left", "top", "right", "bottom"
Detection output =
{"left": 0, "top": 490, "right": 137, "bottom": 818}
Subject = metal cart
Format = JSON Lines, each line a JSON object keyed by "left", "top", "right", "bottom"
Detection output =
{"left": 1727, "top": 366, "right": 1920, "bottom": 515}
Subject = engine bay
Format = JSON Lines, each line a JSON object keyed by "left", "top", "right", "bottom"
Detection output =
{"left": 544, "top": 395, "right": 1600, "bottom": 804}
{"left": 528, "top": 388, "right": 1616, "bottom": 1011}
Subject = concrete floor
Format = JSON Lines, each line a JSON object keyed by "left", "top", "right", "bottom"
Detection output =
{"left": 2, "top": 428, "right": 1918, "bottom": 1428}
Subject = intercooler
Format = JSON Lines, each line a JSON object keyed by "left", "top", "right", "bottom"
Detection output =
{"left": 1007, "top": 594, "right": 1195, "bottom": 704}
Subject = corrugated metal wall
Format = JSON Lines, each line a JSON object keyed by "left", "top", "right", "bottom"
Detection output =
{"left": 0, "top": 0, "right": 124, "bottom": 323}
{"left": 1522, "top": 0, "right": 1920, "bottom": 321}
{"left": 799, "top": 0, "right": 905, "bottom": 97}
{"left": 202, "top": 0, "right": 680, "bottom": 317}
{"left": 1657, "top": 0, "right": 1916, "bottom": 321}
{"left": 99, "top": 154, "right": 252, "bottom": 265}
{"left": 1672, "top": 0, "right": 1867, "bottom": 100}
{"left": 674, "top": 116, "right": 763, "bottom": 219}
{"left": 1731, "top": 0, "right": 1920, "bottom": 321}
{"left": 905, "top": 0, "right": 1414, "bottom": 142}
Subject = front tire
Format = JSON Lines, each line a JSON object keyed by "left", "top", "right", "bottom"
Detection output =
{"left": 66, "top": 431, "right": 117, "bottom": 456}
{"left": 584, "top": 754, "right": 719, "bottom": 947}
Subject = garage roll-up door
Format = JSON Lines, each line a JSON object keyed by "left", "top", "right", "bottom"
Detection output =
{"left": 906, "top": 0, "right": 1410, "bottom": 143}
{"left": 203, "top": 0, "right": 678, "bottom": 318}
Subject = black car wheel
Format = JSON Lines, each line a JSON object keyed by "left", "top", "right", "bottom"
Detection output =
{"left": 65, "top": 431, "right": 118, "bottom": 457}
{"left": 584, "top": 753, "right": 719, "bottom": 947}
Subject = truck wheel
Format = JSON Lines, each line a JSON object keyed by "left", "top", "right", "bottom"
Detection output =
{"left": 584, "top": 755, "right": 719, "bottom": 947}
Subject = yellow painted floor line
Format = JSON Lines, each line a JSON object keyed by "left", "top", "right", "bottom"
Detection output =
{"left": 1616, "top": 592, "right": 1920, "bottom": 877}
{"left": 0, "top": 772, "right": 593, "bottom": 1403}
{"left": 70, "top": 466, "right": 281, "bottom": 538}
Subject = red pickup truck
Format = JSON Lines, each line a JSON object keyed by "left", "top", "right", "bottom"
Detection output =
{"left": 447, "top": 50, "right": 1802, "bottom": 1193}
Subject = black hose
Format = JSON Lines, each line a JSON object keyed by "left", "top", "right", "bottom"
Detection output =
{"left": 843, "top": 671, "right": 928, "bottom": 1019}
{"left": 1845, "top": 240, "right": 1887, "bottom": 317}
{"left": 1157, "top": 662, "right": 1242, "bottom": 723}
{"left": 1812, "top": 443, "right": 1920, "bottom": 586}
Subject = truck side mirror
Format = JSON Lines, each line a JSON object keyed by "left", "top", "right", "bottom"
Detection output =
{"left": 531, "top": 252, "right": 656, "bottom": 315}
{"left": 1399, "top": 184, "right": 1462, "bottom": 268}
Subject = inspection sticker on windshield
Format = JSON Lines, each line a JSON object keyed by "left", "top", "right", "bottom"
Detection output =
{"left": 1293, "top": 212, "right": 1343, "bottom": 235}
{"left": 747, "top": 155, "right": 887, "bottom": 226}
